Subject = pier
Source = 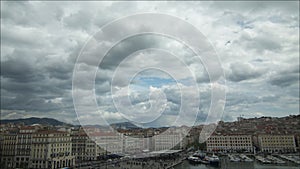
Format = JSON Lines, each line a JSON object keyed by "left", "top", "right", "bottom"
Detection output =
{"left": 278, "top": 155, "right": 300, "bottom": 165}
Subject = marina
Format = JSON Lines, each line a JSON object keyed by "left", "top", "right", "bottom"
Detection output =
{"left": 175, "top": 153, "right": 300, "bottom": 169}
{"left": 255, "top": 155, "right": 272, "bottom": 164}
{"left": 266, "top": 155, "right": 286, "bottom": 164}
{"left": 187, "top": 152, "right": 220, "bottom": 166}
{"left": 228, "top": 154, "right": 241, "bottom": 162}
{"left": 182, "top": 151, "right": 300, "bottom": 169}
{"left": 278, "top": 155, "right": 300, "bottom": 165}
{"left": 239, "top": 154, "right": 254, "bottom": 162}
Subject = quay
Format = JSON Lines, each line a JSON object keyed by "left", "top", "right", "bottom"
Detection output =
{"left": 266, "top": 155, "right": 286, "bottom": 164}
{"left": 255, "top": 155, "right": 272, "bottom": 164}
{"left": 278, "top": 155, "right": 300, "bottom": 165}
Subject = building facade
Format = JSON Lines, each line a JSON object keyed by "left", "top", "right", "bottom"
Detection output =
{"left": 0, "top": 133, "right": 17, "bottom": 168}
{"left": 153, "top": 133, "right": 183, "bottom": 151}
{"left": 257, "top": 135, "right": 296, "bottom": 153}
{"left": 30, "top": 130, "right": 75, "bottom": 169}
{"left": 123, "top": 136, "right": 144, "bottom": 154}
{"left": 90, "top": 132, "right": 124, "bottom": 154}
{"left": 206, "top": 135, "right": 253, "bottom": 152}
{"left": 71, "top": 131, "right": 105, "bottom": 163}
{"left": 14, "top": 126, "right": 37, "bottom": 169}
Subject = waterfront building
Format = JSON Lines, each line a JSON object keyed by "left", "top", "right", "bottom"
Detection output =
{"left": 153, "top": 133, "right": 183, "bottom": 151}
{"left": 90, "top": 131, "right": 124, "bottom": 154}
{"left": 0, "top": 126, "right": 39, "bottom": 168}
{"left": 123, "top": 135, "right": 144, "bottom": 154}
{"left": 257, "top": 135, "right": 296, "bottom": 153}
{"left": 206, "top": 135, "right": 253, "bottom": 152}
{"left": 71, "top": 131, "right": 105, "bottom": 163}
{"left": 14, "top": 126, "right": 37, "bottom": 168}
{"left": 0, "top": 133, "right": 17, "bottom": 168}
{"left": 295, "top": 134, "right": 300, "bottom": 152}
{"left": 30, "top": 130, "right": 75, "bottom": 169}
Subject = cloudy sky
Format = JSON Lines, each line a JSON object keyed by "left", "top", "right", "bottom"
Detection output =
{"left": 1, "top": 1, "right": 299, "bottom": 127}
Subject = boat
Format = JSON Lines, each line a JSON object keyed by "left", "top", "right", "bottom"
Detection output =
{"left": 207, "top": 154, "right": 220, "bottom": 165}
{"left": 199, "top": 159, "right": 210, "bottom": 164}
{"left": 187, "top": 155, "right": 211, "bottom": 164}
{"left": 193, "top": 151, "right": 206, "bottom": 159}
{"left": 239, "top": 154, "right": 253, "bottom": 162}
{"left": 255, "top": 155, "right": 272, "bottom": 164}
{"left": 244, "top": 158, "right": 254, "bottom": 162}
{"left": 266, "top": 155, "right": 286, "bottom": 164}
{"left": 228, "top": 154, "right": 241, "bottom": 162}
{"left": 187, "top": 156, "right": 202, "bottom": 164}
{"left": 188, "top": 152, "right": 219, "bottom": 166}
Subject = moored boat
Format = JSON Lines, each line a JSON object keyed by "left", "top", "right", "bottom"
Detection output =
{"left": 187, "top": 156, "right": 202, "bottom": 164}
{"left": 228, "top": 154, "right": 240, "bottom": 162}
{"left": 207, "top": 154, "right": 220, "bottom": 166}
{"left": 239, "top": 154, "right": 253, "bottom": 162}
{"left": 193, "top": 151, "right": 206, "bottom": 159}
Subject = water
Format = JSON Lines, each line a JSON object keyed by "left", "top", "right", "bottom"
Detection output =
{"left": 174, "top": 158, "right": 300, "bottom": 169}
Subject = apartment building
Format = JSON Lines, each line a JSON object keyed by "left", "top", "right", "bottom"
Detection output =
{"left": 71, "top": 131, "right": 105, "bottom": 163}
{"left": 153, "top": 133, "right": 183, "bottom": 151}
{"left": 257, "top": 135, "right": 296, "bottom": 153}
{"left": 0, "top": 133, "right": 17, "bottom": 168}
{"left": 14, "top": 126, "right": 37, "bottom": 169}
{"left": 123, "top": 136, "right": 144, "bottom": 154}
{"left": 206, "top": 135, "right": 253, "bottom": 152}
{"left": 30, "top": 130, "right": 75, "bottom": 169}
{"left": 90, "top": 131, "right": 124, "bottom": 154}
{"left": 296, "top": 134, "right": 300, "bottom": 152}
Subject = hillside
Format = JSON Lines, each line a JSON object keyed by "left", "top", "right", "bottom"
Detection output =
{"left": 0, "top": 117, "right": 71, "bottom": 126}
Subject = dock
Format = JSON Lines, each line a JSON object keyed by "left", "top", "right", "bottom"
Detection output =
{"left": 255, "top": 155, "right": 272, "bottom": 164}
{"left": 278, "top": 155, "right": 300, "bottom": 165}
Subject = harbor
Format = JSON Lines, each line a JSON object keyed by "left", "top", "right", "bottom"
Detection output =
{"left": 279, "top": 154, "right": 300, "bottom": 164}
{"left": 72, "top": 151, "right": 300, "bottom": 169}
{"left": 175, "top": 152, "right": 300, "bottom": 169}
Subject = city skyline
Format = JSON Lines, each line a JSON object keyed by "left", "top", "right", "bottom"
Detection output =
{"left": 1, "top": 1, "right": 299, "bottom": 127}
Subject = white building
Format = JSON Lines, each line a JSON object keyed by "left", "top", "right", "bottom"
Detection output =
{"left": 153, "top": 133, "right": 183, "bottom": 151}
{"left": 123, "top": 136, "right": 144, "bottom": 154}
{"left": 90, "top": 132, "right": 124, "bottom": 154}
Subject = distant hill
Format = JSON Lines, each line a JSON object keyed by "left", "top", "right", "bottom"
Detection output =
{"left": 0, "top": 117, "right": 71, "bottom": 126}
{"left": 214, "top": 114, "right": 300, "bottom": 135}
{"left": 110, "top": 122, "right": 141, "bottom": 129}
